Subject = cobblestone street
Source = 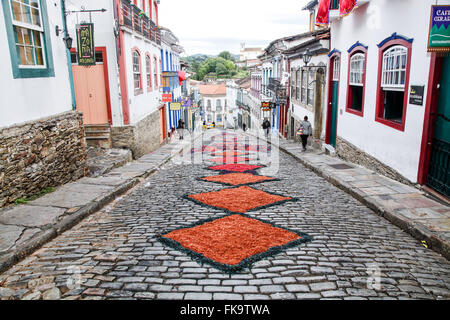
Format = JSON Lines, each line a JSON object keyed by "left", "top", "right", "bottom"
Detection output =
{"left": 0, "top": 130, "right": 449, "bottom": 301}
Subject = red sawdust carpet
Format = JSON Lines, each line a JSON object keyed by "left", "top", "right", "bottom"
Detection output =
{"left": 161, "top": 214, "right": 302, "bottom": 266}
{"left": 200, "top": 173, "right": 276, "bottom": 186}
{"left": 208, "top": 163, "right": 264, "bottom": 173}
{"left": 186, "top": 186, "right": 293, "bottom": 214}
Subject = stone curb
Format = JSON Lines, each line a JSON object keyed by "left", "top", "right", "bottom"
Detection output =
{"left": 0, "top": 138, "right": 194, "bottom": 274}
{"left": 247, "top": 132, "right": 449, "bottom": 261}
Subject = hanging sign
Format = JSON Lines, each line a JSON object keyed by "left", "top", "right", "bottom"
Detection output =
{"left": 170, "top": 103, "right": 181, "bottom": 111}
{"left": 162, "top": 94, "right": 172, "bottom": 102}
{"left": 428, "top": 5, "right": 450, "bottom": 52}
{"left": 76, "top": 23, "right": 95, "bottom": 66}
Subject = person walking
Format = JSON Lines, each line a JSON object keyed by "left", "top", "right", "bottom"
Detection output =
{"left": 262, "top": 118, "right": 271, "bottom": 138}
{"left": 177, "top": 119, "right": 185, "bottom": 140}
{"left": 297, "top": 116, "right": 312, "bottom": 151}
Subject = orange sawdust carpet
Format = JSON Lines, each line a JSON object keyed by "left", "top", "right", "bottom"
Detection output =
{"left": 185, "top": 186, "right": 295, "bottom": 214}
{"left": 157, "top": 214, "right": 312, "bottom": 272}
{"left": 209, "top": 157, "right": 253, "bottom": 164}
{"left": 200, "top": 173, "right": 276, "bottom": 186}
{"left": 208, "top": 163, "right": 264, "bottom": 173}
{"left": 211, "top": 151, "right": 248, "bottom": 157}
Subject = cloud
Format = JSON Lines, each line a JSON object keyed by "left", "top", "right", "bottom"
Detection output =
{"left": 159, "top": 0, "right": 310, "bottom": 56}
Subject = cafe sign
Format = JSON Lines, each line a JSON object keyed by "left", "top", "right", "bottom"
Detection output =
{"left": 76, "top": 23, "right": 95, "bottom": 66}
{"left": 428, "top": 5, "right": 450, "bottom": 52}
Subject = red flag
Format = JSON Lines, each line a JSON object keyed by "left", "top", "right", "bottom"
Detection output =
{"left": 178, "top": 71, "right": 186, "bottom": 86}
{"left": 340, "top": 0, "right": 357, "bottom": 16}
{"left": 316, "top": 0, "right": 331, "bottom": 26}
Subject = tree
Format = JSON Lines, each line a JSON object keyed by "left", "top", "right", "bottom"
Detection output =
{"left": 218, "top": 51, "right": 232, "bottom": 61}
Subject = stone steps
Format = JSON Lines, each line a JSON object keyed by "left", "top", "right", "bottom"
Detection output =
{"left": 84, "top": 124, "right": 111, "bottom": 149}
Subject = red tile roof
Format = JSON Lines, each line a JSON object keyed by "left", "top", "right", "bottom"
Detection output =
{"left": 198, "top": 83, "right": 227, "bottom": 96}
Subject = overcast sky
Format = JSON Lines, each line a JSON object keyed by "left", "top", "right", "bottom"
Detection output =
{"left": 159, "top": 0, "right": 311, "bottom": 57}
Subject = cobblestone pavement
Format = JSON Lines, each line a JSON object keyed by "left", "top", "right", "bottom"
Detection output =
{"left": 0, "top": 130, "right": 449, "bottom": 300}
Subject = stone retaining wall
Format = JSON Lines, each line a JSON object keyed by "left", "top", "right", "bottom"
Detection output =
{"left": 111, "top": 109, "right": 162, "bottom": 159}
{"left": 336, "top": 137, "right": 414, "bottom": 186}
{"left": 0, "top": 111, "right": 87, "bottom": 207}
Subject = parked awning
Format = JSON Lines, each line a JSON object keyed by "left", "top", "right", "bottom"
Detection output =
{"left": 340, "top": 0, "right": 357, "bottom": 16}
{"left": 316, "top": 0, "right": 331, "bottom": 26}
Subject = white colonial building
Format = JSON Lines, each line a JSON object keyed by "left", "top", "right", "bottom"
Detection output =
{"left": 324, "top": 0, "right": 449, "bottom": 197}
{"left": 199, "top": 82, "right": 227, "bottom": 127}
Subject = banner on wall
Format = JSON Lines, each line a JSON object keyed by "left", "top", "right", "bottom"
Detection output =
{"left": 428, "top": 5, "right": 450, "bottom": 52}
{"left": 76, "top": 23, "right": 95, "bottom": 66}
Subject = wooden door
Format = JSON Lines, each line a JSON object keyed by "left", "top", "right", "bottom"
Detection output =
{"left": 72, "top": 53, "right": 109, "bottom": 125}
{"left": 427, "top": 56, "right": 450, "bottom": 197}
{"left": 160, "top": 105, "right": 166, "bottom": 143}
{"left": 330, "top": 81, "right": 339, "bottom": 148}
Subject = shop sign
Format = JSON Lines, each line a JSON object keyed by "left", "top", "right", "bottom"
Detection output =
{"left": 409, "top": 85, "right": 425, "bottom": 106}
{"left": 428, "top": 5, "right": 450, "bottom": 52}
{"left": 162, "top": 94, "right": 172, "bottom": 102}
{"left": 76, "top": 23, "right": 95, "bottom": 66}
{"left": 170, "top": 103, "right": 181, "bottom": 111}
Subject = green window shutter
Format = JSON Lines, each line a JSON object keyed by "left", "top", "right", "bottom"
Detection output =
{"left": 2, "top": 0, "right": 55, "bottom": 78}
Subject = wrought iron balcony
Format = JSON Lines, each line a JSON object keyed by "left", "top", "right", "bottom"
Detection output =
{"left": 120, "top": 0, "right": 161, "bottom": 45}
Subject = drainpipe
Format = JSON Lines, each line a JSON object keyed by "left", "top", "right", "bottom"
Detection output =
{"left": 60, "top": 0, "right": 77, "bottom": 110}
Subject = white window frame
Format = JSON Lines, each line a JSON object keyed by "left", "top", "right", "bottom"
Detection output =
{"left": 332, "top": 56, "right": 340, "bottom": 81}
{"left": 153, "top": 56, "right": 158, "bottom": 88}
{"left": 133, "top": 50, "right": 141, "bottom": 91}
{"left": 307, "top": 68, "right": 314, "bottom": 106}
{"left": 10, "top": 0, "right": 46, "bottom": 69}
{"left": 381, "top": 45, "right": 407, "bottom": 91}
{"left": 349, "top": 53, "right": 365, "bottom": 86}
{"left": 301, "top": 68, "right": 307, "bottom": 103}
{"left": 146, "top": 54, "right": 152, "bottom": 90}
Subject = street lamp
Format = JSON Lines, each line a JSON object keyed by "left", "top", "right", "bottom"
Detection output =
{"left": 303, "top": 48, "right": 312, "bottom": 66}
{"left": 63, "top": 35, "right": 73, "bottom": 50}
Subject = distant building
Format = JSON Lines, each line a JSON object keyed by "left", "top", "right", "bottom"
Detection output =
{"left": 240, "top": 43, "right": 264, "bottom": 68}
{"left": 199, "top": 83, "right": 227, "bottom": 127}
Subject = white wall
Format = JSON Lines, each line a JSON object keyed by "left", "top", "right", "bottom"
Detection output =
{"left": 290, "top": 55, "right": 328, "bottom": 137}
{"left": 203, "top": 95, "right": 226, "bottom": 124}
{"left": 66, "top": 0, "right": 124, "bottom": 126}
{"left": 123, "top": 32, "right": 163, "bottom": 125}
{"left": 330, "top": 0, "right": 439, "bottom": 182}
{"left": 0, "top": 1, "right": 72, "bottom": 127}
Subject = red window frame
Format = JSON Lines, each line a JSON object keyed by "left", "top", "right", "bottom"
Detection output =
{"left": 375, "top": 38, "right": 412, "bottom": 131}
{"left": 145, "top": 53, "right": 152, "bottom": 92}
{"left": 345, "top": 44, "right": 368, "bottom": 117}
{"left": 131, "top": 47, "right": 143, "bottom": 95}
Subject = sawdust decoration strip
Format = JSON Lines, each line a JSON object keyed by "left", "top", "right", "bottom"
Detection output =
{"left": 185, "top": 186, "right": 296, "bottom": 214}
{"left": 199, "top": 173, "right": 277, "bottom": 186}
{"left": 157, "top": 214, "right": 312, "bottom": 273}
{"left": 207, "top": 164, "right": 264, "bottom": 173}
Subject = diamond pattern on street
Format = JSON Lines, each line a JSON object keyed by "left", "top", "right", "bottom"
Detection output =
{"left": 157, "top": 214, "right": 312, "bottom": 272}
{"left": 207, "top": 163, "right": 264, "bottom": 173}
{"left": 209, "top": 157, "right": 253, "bottom": 164}
{"left": 185, "top": 186, "right": 296, "bottom": 214}
{"left": 200, "top": 173, "right": 276, "bottom": 186}
{"left": 211, "top": 151, "right": 249, "bottom": 157}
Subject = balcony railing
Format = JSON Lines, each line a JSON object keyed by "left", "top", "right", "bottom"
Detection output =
{"left": 121, "top": 0, "right": 161, "bottom": 45}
